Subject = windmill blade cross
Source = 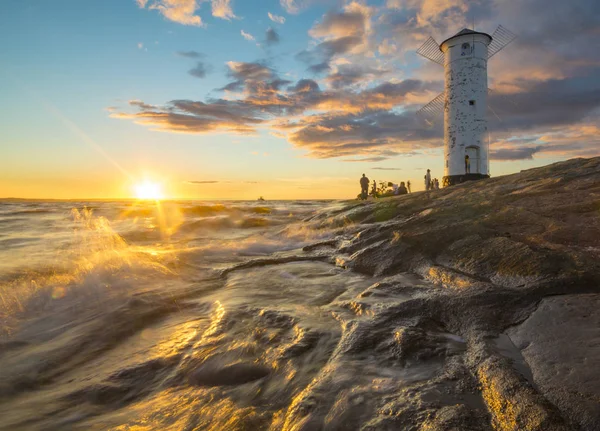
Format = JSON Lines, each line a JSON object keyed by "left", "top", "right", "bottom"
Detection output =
{"left": 417, "top": 37, "right": 444, "bottom": 65}
{"left": 488, "top": 25, "right": 517, "bottom": 59}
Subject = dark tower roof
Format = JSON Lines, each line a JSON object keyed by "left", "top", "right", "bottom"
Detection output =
{"left": 455, "top": 28, "right": 478, "bottom": 37}
{"left": 440, "top": 28, "right": 492, "bottom": 48}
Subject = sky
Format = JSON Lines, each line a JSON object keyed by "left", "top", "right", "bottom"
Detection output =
{"left": 1, "top": 0, "right": 599, "bottom": 200}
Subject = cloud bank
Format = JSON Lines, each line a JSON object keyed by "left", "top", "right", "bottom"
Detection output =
{"left": 124, "top": 0, "right": 600, "bottom": 162}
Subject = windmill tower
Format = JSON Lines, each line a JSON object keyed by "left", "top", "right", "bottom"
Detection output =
{"left": 417, "top": 26, "right": 516, "bottom": 187}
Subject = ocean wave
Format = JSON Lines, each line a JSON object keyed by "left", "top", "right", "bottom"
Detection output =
{"left": 237, "top": 217, "right": 272, "bottom": 228}
{"left": 183, "top": 204, "right": 230, "bottom": 216}
{"left": 179, "top": 216, "right": 235, "bottom": 233}
{"left": 0, "top": 237, "right": 40, "bottom": 249}
{"left": 0, "top": 217, "right": 28, "bottom": 225}
{"left": 0, "top": 208, "right": 175, "bottom": 336}
{"left": 177, "top": 215, "right": 281, "bottom": 233}
{"left": 2, "top": 209, "right": 54, "bottom": 216}
{"left": 119, "top": 204, "right": 277, "bottom": 220}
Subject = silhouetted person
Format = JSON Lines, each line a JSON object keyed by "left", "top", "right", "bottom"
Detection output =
{"left": 465, "top": 155, "right": 470, "bottom": 174}
{"left": 434, "top": 178, "right": 440, "bottom": 190}
{"left": 371, "top": 180, "right": 377, "bottom": 196}
{"left": 398, "top": 182, "right": 408, "bottom": 195}
{"left": 360, "top": 174, "right": 369, "bottom": 199}
{"left": 425, "top": 169, "right": 431, "bottom": 191}
{"left": 407, "top": 180, "right": 411, "bottom": 193}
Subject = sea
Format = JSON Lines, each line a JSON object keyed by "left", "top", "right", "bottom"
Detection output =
{"left": 0, "top": 199, "right": 460, "bottom": 430}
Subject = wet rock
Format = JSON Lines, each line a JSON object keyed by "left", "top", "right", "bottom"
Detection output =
{"left": 190, "top": 362, "right": 271, "bottom": 387}
{"left": 476, "top": 355, "right": 571, "bottom": 431}
{"left": 390, "top": 327, "right": 466, "bottom": 363}
{"left": 333, "top": 157, "right": 600, "bottom": 288}
{"left": 508, "top": 294, "right": 600, "bottom": 430}
{"left": 419, "top": 404, "right": 490, "bottom": 431}
{"left": 279, "top": 326, "right": 323, "bottom": 359}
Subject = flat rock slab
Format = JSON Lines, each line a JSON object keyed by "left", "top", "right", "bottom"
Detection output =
{"left": 508, "top": 294, "right": 600, "bottom": 430}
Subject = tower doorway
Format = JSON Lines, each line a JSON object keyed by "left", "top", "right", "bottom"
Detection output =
{"left": 465, "top": 146, "right": 480, "bottom": 174}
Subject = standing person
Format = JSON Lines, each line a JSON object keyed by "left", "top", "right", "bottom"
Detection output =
{"left": 425, "top": 169, "right": 431, "bottom": 191}
{"left": 407, "top": 180, "right": 411, "bottom": 193}
{"left": 435, "top": 178, "right": 440, "bottom": 190}
{"left": 465, "top": 155, "right": 470, "bottom": 174}
{"left": 371, "top": 180, "right": 377, "bottom": 197}
{"left": 359, "top": 174, "right": 369, "bottom": 199}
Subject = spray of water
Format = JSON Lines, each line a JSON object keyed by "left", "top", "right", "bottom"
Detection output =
{"left": 0, "top": 208, "right": 172, "bottom": 337}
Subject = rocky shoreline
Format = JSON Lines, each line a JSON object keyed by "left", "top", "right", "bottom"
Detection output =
{"left": 286, "top": 157, "right": 600, "bottom": 430}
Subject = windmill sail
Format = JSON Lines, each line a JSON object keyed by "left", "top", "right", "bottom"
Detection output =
{"left": 487, "top": 25, "right": 517, "bottom": 59}
{"left": 416, "top": 92, "right": 445, "bottom": 126}
{"left": 417, "top": 37, "right": 444, "bottom": 65}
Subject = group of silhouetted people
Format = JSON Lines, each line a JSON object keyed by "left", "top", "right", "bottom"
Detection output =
{"left": 359, "top": 174, "right": 411, "bottom": 200}
{"left": 361, "top": 170, "right": 443, "bottom": 198}
{"left": 424, "top": 169, "right": 440, "bottom": 191}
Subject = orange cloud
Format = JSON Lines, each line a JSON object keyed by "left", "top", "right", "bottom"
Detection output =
{"left": 137, "top": 0, "right": 239, "bottom": 26}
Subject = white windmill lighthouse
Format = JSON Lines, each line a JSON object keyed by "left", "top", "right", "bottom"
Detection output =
{"left": 417, "top": 26, "right": 516, "bottom": 186}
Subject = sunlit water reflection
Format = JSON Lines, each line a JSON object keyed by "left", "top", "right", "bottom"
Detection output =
{"left": 0, "top": 199, "right": 468, "bottom": 430}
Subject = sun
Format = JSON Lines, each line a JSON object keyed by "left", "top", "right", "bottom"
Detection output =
{"left": 134, "top": 181, "right": 164, "bottom": 200}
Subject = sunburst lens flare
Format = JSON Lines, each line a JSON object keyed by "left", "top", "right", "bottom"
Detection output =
{"left": 134, "top": 181, "right": 164, "bottom": 200}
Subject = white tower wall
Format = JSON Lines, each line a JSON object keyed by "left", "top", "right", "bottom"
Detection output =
{"left": 441, "top": 33, "right": 492, "bottom": 183}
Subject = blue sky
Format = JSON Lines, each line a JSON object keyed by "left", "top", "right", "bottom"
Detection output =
{"left": 1, "top": 0, "right": 599, "bottom": 199}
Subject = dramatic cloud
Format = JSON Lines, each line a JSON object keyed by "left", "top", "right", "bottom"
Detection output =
{"left": 298, "top": 2, "right": 372, "bottom": 75}
{"left": 123, "top": 0, "right": 600, "bottom": 163}
{"left": 487, "top": 73, "right": 600, "bottom": 133}
{"left": 491, "top": 146, "right": 542, "bottom": 161}
{"left": 219, "top": 61, "right": 283, "bottom": 92}
{"left": 188, "top": 61, "right": 210, "bottom": 78}
{"left": 287, "top": 79, "right": 320, "bottom": 93}
{"left": 284, "top": 110, "right": 439, "bottom": 159}
{"left": 113, "top": 73, "right": 438, "bottom": 160}
{"left": 325, "top": 64, "right": 389, "bottom": 89}
{"left": 112, "top": 98, "right": 266, "bottom": 134}
{"left": 265, "top": 28, "right": 280, "bottom": 45}
{"left": 268, "top": 12, "right": 285, "bottom": 24}
{"left": 241, "top": 30, "right": 255, "bottom": 41}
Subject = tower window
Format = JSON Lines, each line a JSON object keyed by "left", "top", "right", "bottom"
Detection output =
{"left": 461, "top": 42, "right": 472, "bottom": 56}
{"left": 469, "top": 100, "right": 476, "bottom": 106}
